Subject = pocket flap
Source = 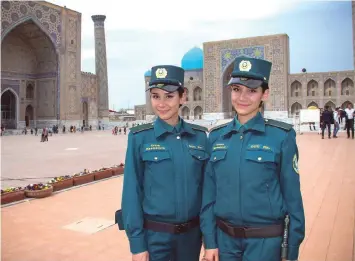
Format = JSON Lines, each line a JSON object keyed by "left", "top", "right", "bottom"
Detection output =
{"left": 245, "top": 150, "right": 275, "bottom": 163}
{"left": 189, "top": 149, "right": 209, "bottom": 160}
{"left": 210, "top": 150, "right": 227, "bottom": 162}
{"left": 142, "top": 151, "right": 171, "bottom": 162}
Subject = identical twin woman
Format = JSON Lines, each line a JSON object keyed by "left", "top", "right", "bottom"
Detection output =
{"left": 120, "top": 56, "right": 305, "bottom": 261}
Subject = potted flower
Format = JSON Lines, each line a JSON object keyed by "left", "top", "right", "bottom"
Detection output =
{"left": 24, "top": 183, "right": 53, "bottom": 198}
{"left": 48, "top": 175, "right": 73, "bottom": 192}
{"left": 73, "top": 169, "right": 94, "bottom": 186}
{"left": 93, "top": 167, "right": 113, "bottom": 181}
{"left": 1, "top": 186, "right": 25, "bottom": 205}
{"left": 112, "top": 163, "right": 124, "bottom": 176}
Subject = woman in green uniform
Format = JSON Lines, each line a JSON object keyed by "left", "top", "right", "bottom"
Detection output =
{"left": 121, "top": 65, "right": 209, "bottom": 261}
{"left": 201, "top": 56, "right": 305, "bottom": 261}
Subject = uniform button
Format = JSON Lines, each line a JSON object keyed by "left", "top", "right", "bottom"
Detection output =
{"left": 214, "top": 157, "right": 217, "bottom": 161}
{"left": 177, "top": 136, "right": 181, "bottom": 139}
{"left": 240, "top": 136, "right": 243, "bottom": 140}
{"left": 198, "top": 156, "right": 201, "bottom": 159}
{"left": 258, "top": 157, "right": 262, "bottom": 161}
{"left": 154, "top": 157, "right": 158, "bottom": 160}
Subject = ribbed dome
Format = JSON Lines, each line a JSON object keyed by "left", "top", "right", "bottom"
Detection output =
{"left": 181, "top": 47, "right": 203, "bottom": 70}
{"left": 144, "top": 70, "right": 151, "bottom": 77}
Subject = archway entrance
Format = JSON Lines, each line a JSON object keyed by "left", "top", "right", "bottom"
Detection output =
{"left": 194, "top": 106, "right": 203, "bottom": 120}
{"left": 181, "top": 106, "right": 190, "bottom": 120}
{"left": 25, "top": 105, "right": 34, "bottom": 127}
{"left": 82, "top": 102, "right": 89, "bottom": 127}
{"left": 1, "top": 90, "right": 17, "bottom": 129}
{"left": 1, "top": 19, "right": 58, "bottom": 128}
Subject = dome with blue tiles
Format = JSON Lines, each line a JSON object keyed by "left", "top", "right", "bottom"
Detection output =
{"left": 181, "top": 47, "right": 203, "bottom": 70}
{"left": 144, "top": 70, "right": 151, "bottom": 77}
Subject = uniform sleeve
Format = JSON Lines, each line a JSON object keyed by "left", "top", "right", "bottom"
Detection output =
{"left": 200, "top": 135, "right": 217, "bottom": 249}
{"left": 121, "top": 132, "right": 147, "bottom": 254}
{"left": 280, "top": 129, "right": 305, "bottom": 260}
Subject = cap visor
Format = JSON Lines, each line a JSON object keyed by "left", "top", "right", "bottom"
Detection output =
{"left": 146, "top": 84, "right": 180, "bottom": 93}
{"left": 227, "top": 78, "right": 263, "bottom": 89}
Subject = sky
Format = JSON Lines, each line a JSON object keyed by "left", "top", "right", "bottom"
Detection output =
{"left": 51, "top": 0, "right": 354, "bottom": 110}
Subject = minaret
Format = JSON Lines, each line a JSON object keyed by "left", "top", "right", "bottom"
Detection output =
{"left": 91, "top": 15, "right": 109, "bottom": 121}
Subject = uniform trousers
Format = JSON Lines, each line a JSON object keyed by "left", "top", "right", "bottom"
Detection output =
{"left": 217, "top": 228, "right": 282, "bottom": 261}
{"left": 146, "top": 226, "right": 201, "bottom": 261}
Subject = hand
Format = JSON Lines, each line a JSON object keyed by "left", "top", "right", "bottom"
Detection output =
{"left": 132, "top": 251, "right": 149, "bottom": 261}
{"left": 202, "top": 248, "right": 219, "bottom": 261}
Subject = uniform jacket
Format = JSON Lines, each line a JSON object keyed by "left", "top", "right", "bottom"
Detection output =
{"left": 200, "top": 112, "right": 305, "bottom": 260}
{"left": 121, "top": 117, "right": 208, "bottom": 254}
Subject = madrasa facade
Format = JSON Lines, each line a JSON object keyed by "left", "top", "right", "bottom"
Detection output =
{"left": 136, "top": 1, "right": 355, "bottom": 121}
{"left": 1, "top": 1, "right": 109, "bottom": 130}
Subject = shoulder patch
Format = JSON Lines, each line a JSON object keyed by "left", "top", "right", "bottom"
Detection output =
{"left": 209, "top": 122, "right": 229, "bottom": 133}
{"left": 188, "top": 123, "right": 208, "bottom": 132}
{"left": 264, "top": 119, "right": 293, "bottom": 131}
{"left": 130, "top": 123, "right": 154, "bottom": 134}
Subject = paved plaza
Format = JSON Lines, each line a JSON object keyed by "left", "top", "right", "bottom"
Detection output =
{"left": 1, "top": 130, "right": 127, "bottom": 189}
{"left": 1, "top": 131, "right": 355, "bottom": 261}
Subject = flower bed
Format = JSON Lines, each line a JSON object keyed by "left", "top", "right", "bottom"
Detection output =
{"left": 94, "top": 167, "right": 113, "bottom": 181}
{"left": 112, "top": 163, "right": 124, "bottom": 175}
{"left": 1, "top": 187, "right": 25, "bottom": 205}
{"left": 25, "top": 183, "right": 53, "bottom": 198}
{"left": 73, "top": 169, "right": 94, "bottom": 186}
{"left": 48, "top": 175, "right": 74, "bottom": 192}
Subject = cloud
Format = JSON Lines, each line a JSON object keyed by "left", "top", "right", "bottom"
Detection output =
{"left": 50, "top": 0, "right": 303, "bottom": 108}
{"left": 52, "top": 0, "right": 300, "bottom": 35}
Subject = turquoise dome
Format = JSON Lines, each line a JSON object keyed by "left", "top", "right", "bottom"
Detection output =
{"left": 181, "top": 47, "right": 203, "bottom": 70}
{"left": 144, "top": 70, "right": 151, "bottom": 77}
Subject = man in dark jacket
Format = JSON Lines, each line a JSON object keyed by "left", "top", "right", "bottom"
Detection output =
{"left": 321, "top": 105, "right": 333, "bottom": 139}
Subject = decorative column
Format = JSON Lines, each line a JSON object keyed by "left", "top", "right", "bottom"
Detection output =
{"left": 91, "top": 15, "right": 109, "bottom": 122}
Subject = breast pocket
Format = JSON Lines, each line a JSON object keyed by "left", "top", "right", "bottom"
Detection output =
{"left": 142, "top": 150, "right": 173, "bottom": 181}
{"left": 209, "top": 150, "right": 229, "bottom": 189}
{"left": 245, "top": 150, "right": 278, "bottom": 181}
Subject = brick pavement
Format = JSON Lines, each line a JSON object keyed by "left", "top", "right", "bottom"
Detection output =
{"left": 1, "top": 131, "right": 355, "bottom": 261}
{"left": 1, "top": 130, "right": 127, "bottom": 189}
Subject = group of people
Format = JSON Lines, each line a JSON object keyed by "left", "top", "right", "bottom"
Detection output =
{"left": 112, "top": 126, "right": 127, "bottom": 135}
{"left": 320, "top": 104, "right": 355, "bottom": 139}
{"left": 118, "top": 57, "right": 305, "bottom": 261}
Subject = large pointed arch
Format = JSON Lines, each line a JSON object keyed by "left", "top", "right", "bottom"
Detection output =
{"left": 1, "top": 17, "right": 60, "bottom": 127}
{"left": 1, "top": 87, "right": 20, "bottom": 129}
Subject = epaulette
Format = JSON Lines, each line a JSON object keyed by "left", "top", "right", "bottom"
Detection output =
{"left": 130, "top": 123, "right": 154, "bottom": 134}
{"left": 264, "top": 118, "right": 293, "bottom": 131}
{"left": 188, "top": 123, "right": 208, "bottom": 132}
{"left": 209, "top": 122, "right": 229, "bottom": 133}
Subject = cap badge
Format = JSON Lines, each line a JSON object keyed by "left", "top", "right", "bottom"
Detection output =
{"left": 239, "top": 60, "right": 252, "bottom": 72}
{"left": 155, "top": 68, "right": 168, "bottom": 79}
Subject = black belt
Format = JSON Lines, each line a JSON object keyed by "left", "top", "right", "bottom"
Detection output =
{"left": 144, "top": 217, "right": 199, "bottom": 234}
{"left": 216, "top": 217, "right": 283, "bottom": 238}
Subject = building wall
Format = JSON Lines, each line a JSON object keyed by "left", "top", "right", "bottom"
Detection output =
{"left": 288, "top": 70, "right": 355, "bottom": 114}
{"left": 1, "top": 1, "right": 103, "bottom": 129}
{"left": 134, "top": 104, "right": 146, "bottom": 120}
{"left": 203, "top": 34, "right": 290, "bottom": 119}
{"left": 80, "top": 72, "right": 98, "bottom": 127}
{"left": 180, "top": 69, "right": 204, "bottom": 119}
